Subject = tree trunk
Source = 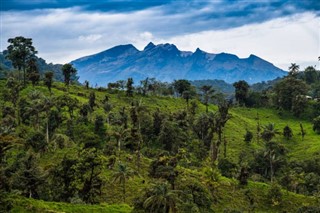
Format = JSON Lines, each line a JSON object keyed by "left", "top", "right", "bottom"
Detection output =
{"left": 137, "top": 140, "right": 141, "bottom": 173}
{"left": 270, "top": 152, "right": 273, "bottom": 182}
{"left": 46, "top": 119, "right": 50, "bottom": 144}
{"left": 223, "top": 136, "right": 227, "bottom": 158}
{"left": 23, "top": 66, "right": 26, "bottom": 87}
{"left": 123, "top": 179, "right": 126, "bottom": 203}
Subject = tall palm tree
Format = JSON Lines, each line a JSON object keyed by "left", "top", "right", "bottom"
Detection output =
{"left": 143, "top": 182, "right": 181, "bottom": 213}
{"left": 111, "top": 126, "right": 129, "bottom": 161}
{"left": 289, "top": 63, "right": 299, "bottom": 76}
{"left": 200, "top": 85, "right": 215, "bottom": 113}
{"left": 112, "top": 163, "right": 135, "bottom": 202}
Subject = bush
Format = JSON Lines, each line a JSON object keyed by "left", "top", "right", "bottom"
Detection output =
{"left": 244, "top": 130, "right": 253, "bottom": 143}
{"left": 313, "top": 116, "right": 320, "bottom": 134}
{"left": 267, "top": 183, "right": 282, "bottom": 206}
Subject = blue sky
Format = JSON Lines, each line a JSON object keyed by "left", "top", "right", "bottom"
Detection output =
{"left": 1, "top": 0, "right": 319, "bottom": 70}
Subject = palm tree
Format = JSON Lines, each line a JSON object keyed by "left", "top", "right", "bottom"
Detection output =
{"left": 289, "top": 63, "right": 299, "bottom": 76}
{"left": 143, "top": 182, "right": 181, "bottom": 213}
{"left": 261, "top": 123, "right": 280, "bottom": 142}
{"left": 200, "top": 85, "right": 215, "bottom": 112}
{"left": 112, "top": 163, "right": 135, "bottom": 202}
{"left": 111, "top": 126, "right": 129, "bottom": 161}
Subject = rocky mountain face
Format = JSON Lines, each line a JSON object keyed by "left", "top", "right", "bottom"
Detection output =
{"left": 71, "top": 42, "right": 286, "bottom": 86}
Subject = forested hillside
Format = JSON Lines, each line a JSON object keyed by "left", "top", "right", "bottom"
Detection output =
{"left": 1, "top": 63, "right": 320, "bottom": 212}
{"left": 1, "top": 36, "right": 320, "bottom": 213}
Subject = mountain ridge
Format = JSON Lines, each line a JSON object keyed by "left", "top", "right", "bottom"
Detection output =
{"left": 71, "top": 43, "right": 286, "bottom": 85}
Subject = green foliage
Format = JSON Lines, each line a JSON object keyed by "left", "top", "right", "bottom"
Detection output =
{"left": 233, "top": 80, "right": 249, "bottom": 106}
{"left": 26, "top": 58, "right": 40, "bottom": 87}
{"left": 62, "top": 63, "right": 77, "bottom": 86}
{"left": 136, "top": 182, "right": 181, "bottom": 213}
{"left": 126, "top": 78, "right": 134, "bottom": 97}
{"left": 89, "top": 91, "right": 96, "bottom": 110}
{"left": 44, "top": 71, "right": 53, "bottom": 93}
{"left": 6, "top": 36, "right": 38, "bottom": 85}
{"left": 243, "top": 129, "right": 253, "bottom": 143}
{"left": 273, "top": 77, "right": 308, "bottom": 111}
{"left": 112, "top": 163, "right": 135, "bottom": 203}
{"left": 267, "top": 183, "right": 283, "bottom": 206}
{"left": 313, "top": 116, "right": 320, "bottom": 134}
{"left": 0, "top": 78, "right": 319, "bottom": 212}
{"left": 261, "top": 123, "right": 280, "bottom": 142}
{"left": 283, "top": 125, "right": 293, "bottom": 140}
{"left": 173, "top": 79, "right": 192, "bottom": 97}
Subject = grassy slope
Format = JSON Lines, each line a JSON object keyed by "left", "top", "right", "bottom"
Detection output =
{"left": 2, "top": 81, "right": 319, "bottom": 212}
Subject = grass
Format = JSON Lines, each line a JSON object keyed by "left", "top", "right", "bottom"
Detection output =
{"left": 10, "top": 196, "right": 132, "bottom": 213}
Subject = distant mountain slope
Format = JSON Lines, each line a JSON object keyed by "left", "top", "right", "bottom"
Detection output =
{"left": 0, "top": 51, "right": 73, "bottom": 82}
{"left": 71, "top": 42, "right": 287, "bottom": 86}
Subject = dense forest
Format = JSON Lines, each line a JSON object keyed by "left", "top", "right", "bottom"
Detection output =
{"left": 1, "top": 37, "right": 320, "bottom": 212}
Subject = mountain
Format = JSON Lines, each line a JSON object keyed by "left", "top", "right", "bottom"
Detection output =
{"left": 0, "top": 51, "right": 76, "bottom": 82}
{"left": 71, "top": 42, "right": 286, "bottom": 85}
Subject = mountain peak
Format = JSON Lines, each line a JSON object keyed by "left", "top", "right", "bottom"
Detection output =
{"left": 71, "top": 42, "right": 286, "bottom": 85}
{"left": 194, "top": 48, "right": 206, "bottom": 54}
{"left": 144, "top": 42, "right": 156, "bottom": 51}
{"left": 158, "top": 43, "right": 178, "bottom": 51}
{"left": 101, "top": 44, "right": 138, "bottom": 57}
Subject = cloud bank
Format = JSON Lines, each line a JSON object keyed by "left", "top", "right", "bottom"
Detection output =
{"left": 1, "top": 0, "right": 319, "bottom": 70}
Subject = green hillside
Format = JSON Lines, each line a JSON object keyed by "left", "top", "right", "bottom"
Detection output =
{"left": 1, "top": 76, "right": 320, "bottom": 213}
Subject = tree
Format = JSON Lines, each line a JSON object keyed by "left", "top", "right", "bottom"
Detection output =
{"left": 233, "top": 80, "right": 250, "bottom": 106}
{"left": 75, "top": 148, "right": 104, "bottom": 204}
{"left": 84, "top": 80, "right": 89, "bottom": 89}
{"left": 313, "top": 116, "right": 320, "bottom": 134}
{"left": 61, "top": 63, "right": 77, "bottom": 87}
{"left": 261, "top": 123, "right": 280, "bottom": 142}
{"left": 173, "top": 80, "right": 191, "bottom": 97}
{"left": 273, "top": 77, "right": 308, "bottom": 110}
{"left": 289, "top": 63, "right": 299, "bottom": 77}
{"left": 238, "top": 166, "right": 249, "bottom": 185}
{"left": 4, "top": 77, "right": 21, "bottom": 107}
{"left": 149, "top": 155, "right": 179, "bottom": 190}
{"left": 50, "top": 156, "right": 77, "bottom": 202}
{"left": 13, "top": 151, "right": 44, "bottom": 199}
{"left": 153, "top": 108, "right": 164, "bottom": 136}
{"left": 283, "top": 125, "right": 293, "bottom": 140}
{"left": 292, "top": 95, "right": 307, "bottom": 117}
{"left": 26, "top": 58, "right": 40, "bottom": 87}
{"left": 158, "top": 120, "right": 185, "bottom": 154}
{"left": 6, "top": 36, "right": 38, "bottom": 85}
{"left": 200, "top": 85, "right": 215, "bottom": 112}
{"left": 212, "top": 101, "right": 231, "bottom": 163}
{"left": 244, "top": 129, "right": 253, "bottom": 143}
{"left": 112, "top": 163, "right": 135, "bottom": 202}
{"left": 193, "top": 112, "right": 215, "bottom": 149}
{"left": 126, "top": 78, "right": 134, "bottom": 97}
{"left": 143, "top": 182, "right": 180, "bottom": 213}
{"left": 304, "top": 66, "right": 318, "bottom": 84}
{"left": 44, "top": 71, "right": 54, "bottom": 94}
{"left": 94, "top": 115, "right": 106, "bottom": 138}
{"left": 140, "top": 77, "right": 149, "bottom": 96}
{"left": 89, "top": 91, "right": 96, "bottom": 110}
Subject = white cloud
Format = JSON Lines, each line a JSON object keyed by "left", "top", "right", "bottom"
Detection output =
{"left": 160, "top": 12, "right": 320, "bottom": 70}
{"left": 1, "top": 6, "right": 319, "bottom": 71}
{"left": 78, "top": 34, "right": 102, "bottom": 42}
